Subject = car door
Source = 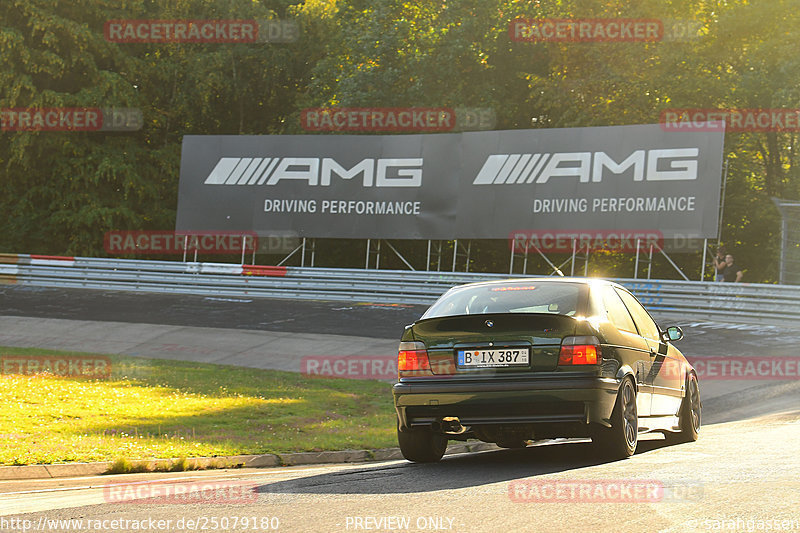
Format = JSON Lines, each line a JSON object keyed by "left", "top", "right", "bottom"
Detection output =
{"left": 599, "top": 285, "right": 651, "bottom": 417}
{"left": 615, "top": 288, "right": 683, "bottom": 416}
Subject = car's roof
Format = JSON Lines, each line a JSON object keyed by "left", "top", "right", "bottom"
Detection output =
{"left": 451, "top": 277, "right": 621, "bottom": 290}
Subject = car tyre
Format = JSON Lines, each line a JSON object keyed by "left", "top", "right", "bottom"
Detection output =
{"left": 397, "top": 427, "right": 448, "bottom": 463}
{"left": 592, "top": 378, "right": 638, "bottom": 459}
{"left": 665, "top": 373, "right": 701, "bottom": 444}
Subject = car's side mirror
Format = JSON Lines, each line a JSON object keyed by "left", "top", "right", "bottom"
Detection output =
{"left": 663, "top": 326, "right": 684, "bottom": 342}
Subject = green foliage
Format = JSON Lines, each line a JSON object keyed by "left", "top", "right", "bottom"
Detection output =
{"left": 1, "top": 0, "right": 797, "bottom": 281}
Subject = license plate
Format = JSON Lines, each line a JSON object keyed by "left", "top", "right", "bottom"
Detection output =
{"left": 457, "top": 348, "right": 530, "bottom": 368}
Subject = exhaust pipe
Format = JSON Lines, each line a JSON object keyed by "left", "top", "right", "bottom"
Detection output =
{"left": 440, "top": 416, "right": 468, "bottom": 435}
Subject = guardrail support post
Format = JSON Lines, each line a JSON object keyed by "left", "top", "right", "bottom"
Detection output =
{"left": 634, "top": 238, "right": 641, "bottom": 279}
{"left": 452, "top": 239, "right": 458, "bottom": 271}
{"left": 647, "top": 245, "right": 654, "bottom": 279}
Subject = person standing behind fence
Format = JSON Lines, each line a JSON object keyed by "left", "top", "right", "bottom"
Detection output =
{"left": 713, "top": 246, "right": 727, "bottom": 281}
{"left": 722, "top": 254, "right": 743, "bottom": 282}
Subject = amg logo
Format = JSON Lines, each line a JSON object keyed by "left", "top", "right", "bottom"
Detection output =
{"left": 473, "top": 149, "right": 699, "bottom": 184}
{"left": 204, "top": 157, "right": 422, "bottom": 187}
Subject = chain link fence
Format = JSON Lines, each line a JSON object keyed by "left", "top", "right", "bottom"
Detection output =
{"left": 773, "top": 198, "right": 800, "bottom": 285}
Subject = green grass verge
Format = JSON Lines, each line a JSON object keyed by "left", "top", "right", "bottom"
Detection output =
{"left": 0, "top": 346, "right": 396, "bottom": 466}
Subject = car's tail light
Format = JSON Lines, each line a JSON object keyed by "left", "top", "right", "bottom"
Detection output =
{"left": 559, "top": 336, "right": 602, "bottom": 365}
{"left": 398, "top": 341, "right": 430, "bottom": 371}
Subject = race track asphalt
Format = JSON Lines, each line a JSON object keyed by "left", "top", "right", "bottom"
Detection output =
{"left": 3, "top": 284, "right": 800, "bottom": 532}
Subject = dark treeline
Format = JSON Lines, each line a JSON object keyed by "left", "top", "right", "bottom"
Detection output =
{"left": 1, "top": 0, "right": 798, "bottom": 282}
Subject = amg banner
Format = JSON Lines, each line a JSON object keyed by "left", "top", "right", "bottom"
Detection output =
{"left": 176, "top": 124, "right": 725, "bottom": 239}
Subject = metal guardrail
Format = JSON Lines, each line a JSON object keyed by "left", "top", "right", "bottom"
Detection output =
{"left": 2, "top": 253, "right": 800, "bottom": 326}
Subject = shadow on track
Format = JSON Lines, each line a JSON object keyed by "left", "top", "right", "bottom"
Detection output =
{"left": 257, "top": 437, "right": 677, "bottom": 495}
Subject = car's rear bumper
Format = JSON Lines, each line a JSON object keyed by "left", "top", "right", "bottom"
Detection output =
{"left": 393, "top": 375, "right": 620, "bottom": 432}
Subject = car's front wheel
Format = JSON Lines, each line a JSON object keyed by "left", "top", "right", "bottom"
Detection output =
{"left": 397, "top": 427, "right": 448, "bottom": 463}
{"left": 592, "top": 378, "right": 638, "bottom": 459}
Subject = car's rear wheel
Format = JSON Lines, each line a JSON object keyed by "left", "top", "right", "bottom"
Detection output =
{"left": 665, "top": 373, "right": 701, "bottom": 444}
{"left": 592, "top": 378, "right": 638, "bottom": 459}
{"left": 397, "top": 427, "right": 448, "bottom": 463}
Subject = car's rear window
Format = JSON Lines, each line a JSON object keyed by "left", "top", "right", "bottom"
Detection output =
{"left": 421, "top": 281, "right": 584, "bottom": 319}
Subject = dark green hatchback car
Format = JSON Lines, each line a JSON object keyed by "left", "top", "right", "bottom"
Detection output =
{"left": 393, "top": 278, "right": 701, "bottom": 462}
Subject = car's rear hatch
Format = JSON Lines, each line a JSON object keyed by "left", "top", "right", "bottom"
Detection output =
{"left": 410, "top": 313, "right": 577, "bottom": 375}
